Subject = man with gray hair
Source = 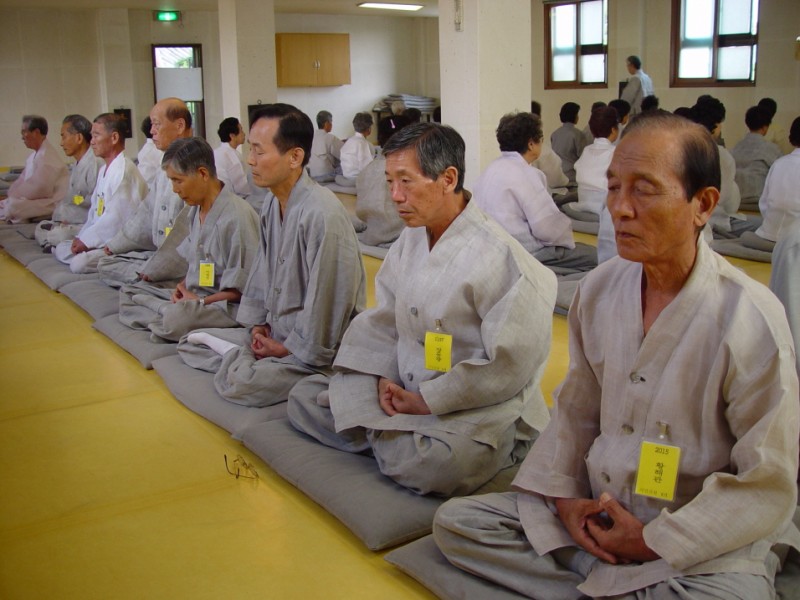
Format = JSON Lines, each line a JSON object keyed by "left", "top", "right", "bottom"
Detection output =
{"left": 620, "top": 55, "right": 654, "bottom": 115}
{"left": 53, "top": 113, "right": 147, "bottom": 274}
{"left": 97, "top": 97, "right": 193, "bottom": 286}
{"left": 118, "top": 137, "right": 260, "bottom": 342}
{"left": 35, "top": 114, "right": 102, "bottom": 249}
{"left": 0, "top": 115, "right": 69, "bottom": 223}
{"left": 309, "top": 110, "right": 343, "bottom": 182}
{"left": 288, "top": 122, "right": 556, "bottom": 496}
{"left": 336, "top": 111, "right": 374, "bottom": 186}
{"left": 433, "top": 111, "right": 799, "bottom": 599}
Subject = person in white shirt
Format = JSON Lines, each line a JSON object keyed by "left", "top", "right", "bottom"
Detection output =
{"left": 620, "top": 55, "right": 654, "bottom": 115}
{"left": 136, "top": 116, "right": 163, "bottom": 189}
{"left": 309, "top": 110, "right": 343, "bottom": 182}
{"left": 0, "top": 115, "right": 69, "bottom": 223}
{"left": 54, "top": 113, "right": 148, "bottom": 273}
{"left": 573, "top": 106, "right": 618, "bottom": 215}
{"left": 475, "top": 112, "right": 596, "bottom": 274}
{"left": 755, "top": 117, "right": 800, "bottom": 243}
{"left": 213, "top": 117, "right": 251, "bottom": 202}
{"left": 336, "top": 112, "right": 374, "bottom": 186}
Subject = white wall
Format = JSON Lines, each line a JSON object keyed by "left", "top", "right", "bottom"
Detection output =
{"left": 0, "top": 8, "right": 103, "bottom": 167}
{"left": 274, "top": 13, "right": 439, "bottom": 142}
{"left": 127, "top": 9, "right": 223, "bottom": 152}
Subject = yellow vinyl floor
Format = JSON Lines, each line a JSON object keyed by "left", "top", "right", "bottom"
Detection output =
{"left": 0, "top": 250, "right": 433, "bottom": 600}
{"left": 0, "top": 229, "right": 773, "bottom": 599}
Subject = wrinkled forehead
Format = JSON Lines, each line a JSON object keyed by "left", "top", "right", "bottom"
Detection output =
{"left": 249, "top": 117, "right": 280, "bottom": 145}
{"left": 385, "top": 148, "right": 422, "bottom": 175}
{"left": 610, "top": 128, "right": 681, "bottom": 178}
{"left": 149, "top": 104, "right": 169, "bottom": 123}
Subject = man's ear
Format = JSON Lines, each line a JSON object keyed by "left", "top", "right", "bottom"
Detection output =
{"left": 693, "top": 186, "right": 719, "bottom": 228}
{"left": 288, "top": 147, "right": 305, "bottom": 169}
{"left": 440, "top": 165, "right": 459, "bottom": 193}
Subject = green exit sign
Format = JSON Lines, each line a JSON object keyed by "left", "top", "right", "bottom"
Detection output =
{"left": 153, "top": 10, "right": 181, "bottom": 22}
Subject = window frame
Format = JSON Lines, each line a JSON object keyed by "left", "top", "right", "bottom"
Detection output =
{"left": 669, "top": 0, "right": 759, "bottom": 88}
{"left": 544, "top": 0, "right": 608, "bottom": 90}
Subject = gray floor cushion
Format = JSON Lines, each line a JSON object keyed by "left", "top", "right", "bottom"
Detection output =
{"left": 560, "top": 203, "right": 600, "bottom": 222}
{"left": 1, "top": 238, "right": 49, "bottom": 266}
{"left": 552, "top": 190, "right": 578, "bottom": 207}
{"left": 92, "top": 313, "right": 178, "bottom": 369}
{"left": 59, "top": 279, "right": 121, "bottom": 320}
{"left": 240, "top": 418, "right": 519, "bottom": 551}
{"left": 27, "top": 256, "right": 100, "bottom": 290}
{"left": 739, "top": 199, "right": 760, "bottom": 212}
{"left": 710, "top": 238, "right": 772, "bottom": 263}
{"left": 386, "top": 535, "right": 800, "bottom": 600}
{"left": 555, "top": 276, "right": 583, "bottom": 316}
{"left": 324, "top": 182, "right": 357, "bottom": 195}
{"left": 358, "top": 241, "right": 390, "bottom": 260}
{"left": 0, "top": 223, "right": 36, "bottom": 241}
{"left": 570, "top": 220, "right": 599, "bottom": 235}
{"left": 152, "top": 354, "right": 287, "bottom": 437}
{"left": 385, "top": 535, "right": 527, "bottom": 600}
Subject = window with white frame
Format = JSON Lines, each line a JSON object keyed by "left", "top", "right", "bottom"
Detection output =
{"left": 545, "top": 0, "right": 608, "bottom": 89}
{"left": 671, "top": 0, "right": 759, "bottom": 86}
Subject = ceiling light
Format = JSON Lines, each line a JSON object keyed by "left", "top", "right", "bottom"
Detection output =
{"left": 358, "top": 3, "right": 424, "bottom": 11}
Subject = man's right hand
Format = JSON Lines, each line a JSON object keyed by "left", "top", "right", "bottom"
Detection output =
{"left": 554, "top": 497, "right": 620, "bottom": 564}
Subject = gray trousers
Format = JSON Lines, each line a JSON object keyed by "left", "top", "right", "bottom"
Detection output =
{"left": 177, "top": 327, "right": 319, "bottom": 408}
{"left": 534, "top": 242, "right": 597, "bottom": 275}
{"left": 287, "top": 375, "right": 524, "bottom": 497}
{"left": 712, "top": 215, "right": 762, "bottom": 240}
{"left": 97, "top": 251, "right": 154, "bottom": 287}
{"left": 433, "top": 492, "right": 778, "bottom": 600}
{"left": 118, "top": 282, "right": 239, "bottom": 342}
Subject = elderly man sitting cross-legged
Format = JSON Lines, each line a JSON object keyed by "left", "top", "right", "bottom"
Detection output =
{"left": 433, "top": 110, "right": 800, "bottom": 599}
{"left": 287, "top": 122, "right": 557, "bottom": 497}
{"left": 118, "top": 137, "right": 259, "bottom": 342}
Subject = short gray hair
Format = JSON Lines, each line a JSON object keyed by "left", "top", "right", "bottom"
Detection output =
{"left": 316, "top": 110, "right": 333, "bottom": 128}
{"left": 352, "top": 112, "right": 373, "bottom": 134}
{"left": 63, "top": 114, "right": 92, "bottom": 144}
{"left": 382, "top": 122, "right": 466, "bottom": 193}
{"left": 161, "top": 137, "right": 216, "bottom": 178}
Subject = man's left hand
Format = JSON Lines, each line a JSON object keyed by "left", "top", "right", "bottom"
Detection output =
{"left": 171, "top": 281, "right": 199, "bottom": 303}
{"left": 585, "top": 493, "right": 660, "bottom": 563}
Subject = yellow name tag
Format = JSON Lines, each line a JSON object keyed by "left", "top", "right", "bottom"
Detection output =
{"left": 425, "top": 331, "right": 452, "bottom": 372}
{"left": 198, "top": 261, "right": 215, "bottom": 287}
{"left": 164, "top": 226, "right": 173, "bottom": 238}
{"left": 96, "top": 196, "right": 105, "bottom": 217}
{"left": 72, "top": 195, "right": 84, "bottom": 206}
{"left": 635, "top": 441, "right": 681, "bottom": 502}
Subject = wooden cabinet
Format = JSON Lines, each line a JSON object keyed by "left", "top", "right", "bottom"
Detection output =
{"left": 276, "top": 33, "right": 351, "bottom": 87}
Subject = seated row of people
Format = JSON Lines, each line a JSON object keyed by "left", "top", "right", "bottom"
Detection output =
{"left": 4, "top": 103, "right": 799, "bottom": 598}
{"left": 549, "top": 94, "right": 793, "bottom": 200}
